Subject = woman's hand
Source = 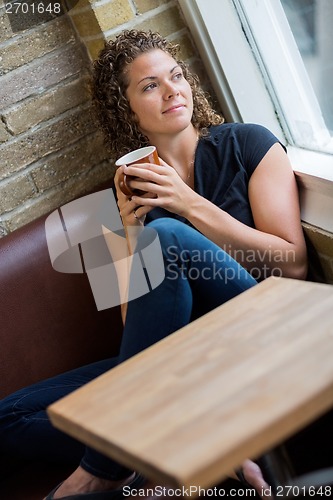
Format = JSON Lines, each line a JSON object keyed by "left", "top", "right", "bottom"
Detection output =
{"left": 241, "top": 459, "right": 273, "bottom": 499}
{"left": 114, "top": 167, "right": 154, "bottom": 226}
{"left": 120, "top": 158, "right": 196, "bottom": 217}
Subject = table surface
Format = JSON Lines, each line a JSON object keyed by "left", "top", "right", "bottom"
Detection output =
{"left": 48, "top": 277, "right": 333, "bottom": 490}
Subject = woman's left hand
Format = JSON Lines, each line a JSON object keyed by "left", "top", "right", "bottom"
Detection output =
{"left": 122, "top": 158, "right": 196, "bottom": 217}
{"left": 241, "top": 460, "right": 273, "bottom": 499}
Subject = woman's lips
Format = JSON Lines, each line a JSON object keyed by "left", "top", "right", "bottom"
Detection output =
{"left": 162, "top": 104, "right": 185, "bottom": 114}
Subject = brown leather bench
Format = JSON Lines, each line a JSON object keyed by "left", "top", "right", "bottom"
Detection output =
{"left": 0, "top": 187, "right": 123, "bottom": 499}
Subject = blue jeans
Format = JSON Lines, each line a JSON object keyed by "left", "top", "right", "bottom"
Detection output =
{"left": 0, "top": 218, "right": 257, "bottom": 480}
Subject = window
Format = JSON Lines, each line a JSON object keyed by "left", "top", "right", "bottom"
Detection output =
{"left": 235, "top": 0, "right": 333, "bottom": 155}
{"left": 179, "top": 0, "right": 333, "bottom": 153}
{"left": 178, "top": 0, "right": 333, "bottom": 231}
{"left": 281, "top": 0, "right": 333, "bottom": 137}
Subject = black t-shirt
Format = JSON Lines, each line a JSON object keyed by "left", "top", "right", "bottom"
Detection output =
{"left": 146, "top": 123, "right": 283, "bottom": 229}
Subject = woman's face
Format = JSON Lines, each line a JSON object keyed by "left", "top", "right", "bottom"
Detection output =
{"left": 125, "top": 49, "right": 193, "bottom": 141}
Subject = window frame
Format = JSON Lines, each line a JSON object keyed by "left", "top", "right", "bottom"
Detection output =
{"left": 178, "top": 0, "right": 333, "bottom": 231}
{"left": 234, "top": 0, "right": 333, "bottom": 154}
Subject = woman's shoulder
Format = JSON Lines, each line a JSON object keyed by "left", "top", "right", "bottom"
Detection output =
{"left": 198, "top": 122, "right": 283, "bottom": 177}
{"left": 203, "top": 123, "right": 283, "bottom": 159}
{"left": 205, "top": 122, "right": 275, "bottom": 142}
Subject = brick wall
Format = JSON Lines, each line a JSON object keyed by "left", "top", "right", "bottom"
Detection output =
{"left": 0, "top": 0, "right": 205, "bottom": 236}
{"left": 69, "top": 0, "right": 195, "bottom": 60}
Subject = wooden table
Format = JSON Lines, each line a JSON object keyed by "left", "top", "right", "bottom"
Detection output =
{"left": 48, "top": 277, "right": 333, "bottom": 490}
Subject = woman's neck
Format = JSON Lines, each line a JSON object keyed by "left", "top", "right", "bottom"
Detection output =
{"left": 151, "top": 126, "right": 199, "bottom": 182}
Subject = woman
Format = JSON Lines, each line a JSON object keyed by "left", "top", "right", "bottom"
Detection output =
{"left": 0, "top": 30, "right": 307, "bottom": 499}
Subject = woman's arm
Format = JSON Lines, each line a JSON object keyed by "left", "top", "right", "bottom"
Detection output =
{"left": 125, "top": 143, "right": 308, "bottom": 280}
{"left": 114, "top": 168, "right": 147, "bottom": 254}
{"left": 183, "top": 143, "right": 307, "bottom": 279}
{"left": 105, "top": 168, "right": 154, "bottom": 323}
{"left": 102, "top": 224, "right": 131, "bottom": 324}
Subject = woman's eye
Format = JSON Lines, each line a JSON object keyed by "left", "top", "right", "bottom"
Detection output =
{"left": 173, "top": 73, "right": 183, "bottom": 80}
{"left": 143, "top": 82, "right": 157, "bottom": 92}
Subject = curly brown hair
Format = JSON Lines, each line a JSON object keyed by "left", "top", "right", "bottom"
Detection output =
{"left": 92, "top": 30, "right": 224, "bottom": 158}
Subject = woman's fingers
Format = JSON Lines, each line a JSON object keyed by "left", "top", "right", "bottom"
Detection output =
{"left": 117, "top": 159, "right": 194, "bottom": 216}
{"left": 123, "top": 161, "right": 167, "bottom": 178}
{"left": 118, "top": 192, "right": 153, "bottom": 226}
{"left": 241, "top": 460, "right": 273, "bottom": 499}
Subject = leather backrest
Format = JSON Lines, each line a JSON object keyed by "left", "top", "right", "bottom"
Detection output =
{"left": 0, "top": 210, "right": 123, "bottom": 398}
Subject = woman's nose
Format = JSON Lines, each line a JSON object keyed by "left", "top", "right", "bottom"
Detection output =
{"left": 163, "top": 83, "right": 179, "bottom": 99}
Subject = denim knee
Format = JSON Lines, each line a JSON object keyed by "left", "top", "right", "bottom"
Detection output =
{"left": 0, "top": 391, "right": 16, "bottom": 434}
{"left": 146, "top": 217, "right": 187, "bottom": 240}
{"left": 144, "top": 218, "right": 193, "bottom": 257}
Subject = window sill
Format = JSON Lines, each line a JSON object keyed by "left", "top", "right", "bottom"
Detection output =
{"left": 288, "top": 146, "right": 333, "bottom": 233}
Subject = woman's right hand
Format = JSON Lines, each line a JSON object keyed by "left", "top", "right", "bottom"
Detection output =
{"left": 114, "top": 166, "right": 153, "bottom": 227}
{"left": 241, "top": 460, "right": 273, "bottom": 499}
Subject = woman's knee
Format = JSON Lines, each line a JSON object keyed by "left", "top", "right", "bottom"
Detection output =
{"left": 0, "top": 392, "right": 16, "bottom": 425}
{"left": 145, "top": 218, "right": 193, "bottom": 253}
{"left": 0, "top": 386, "right": 49, "bottom": 436}
{"left": 0, "top": 390, "right": 26, "bottom": 450}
